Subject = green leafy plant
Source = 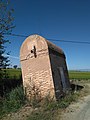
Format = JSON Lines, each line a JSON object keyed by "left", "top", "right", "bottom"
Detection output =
{"left": 0, "top": 86, "right": 25, "bottom": 118}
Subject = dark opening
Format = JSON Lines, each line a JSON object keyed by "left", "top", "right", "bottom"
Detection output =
{"left": 31, "top": 46, "right": 37, "bottom": 58}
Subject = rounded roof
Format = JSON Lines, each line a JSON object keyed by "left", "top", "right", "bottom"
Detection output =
{"left": 20, "top": 34, "right": 65, "bottom": 60}
{"left": 46, "top": 39, "right": 64, "bottom": 54}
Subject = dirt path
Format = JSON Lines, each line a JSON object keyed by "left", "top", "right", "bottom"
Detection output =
{"left": 61, "top": 94, "right": 90, "bottom": 120}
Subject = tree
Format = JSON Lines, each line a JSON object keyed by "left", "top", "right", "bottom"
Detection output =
{"left": 0, "top": 0, "right": 14, "bottom": 96}
{"left": 13, "top": 65, "right": 18, "bottom": 69}
{"left": 0, "top": 0, "right": 14, "bottom": 79}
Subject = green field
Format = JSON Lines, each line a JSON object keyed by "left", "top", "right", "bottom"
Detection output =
{"left": 3, "top": 68, "right": 21, "bottom": 79}
{"left": 3, "top": 69, "right": 90, "bottom": 80}
{"left": 69, "top": 71, "right": 90, "bottom": 80}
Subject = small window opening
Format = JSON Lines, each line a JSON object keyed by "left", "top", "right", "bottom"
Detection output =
{"left": 31, "top": 50, "right": 33, "bottom": 53}
{"left": 31, "top": 46, "right": 37, "bottom": 58}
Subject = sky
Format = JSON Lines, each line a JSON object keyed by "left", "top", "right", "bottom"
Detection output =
{"left": 4, "top": 0, "right": 90, "bottom": 70}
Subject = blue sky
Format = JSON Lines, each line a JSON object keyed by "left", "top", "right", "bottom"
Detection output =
{"left": 5, "top": 0, "right": 90, "bottom": 70}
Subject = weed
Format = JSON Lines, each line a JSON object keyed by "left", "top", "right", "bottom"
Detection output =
{"left": 0, "top": 86, "right": 26, "bottom": 118}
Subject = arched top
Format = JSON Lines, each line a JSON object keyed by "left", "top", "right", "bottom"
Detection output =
{"left": 46, "top": 40, "right": 64, "bottom": 55}
{"left": 20, "top": 34, "right": 65, "bottom": 60}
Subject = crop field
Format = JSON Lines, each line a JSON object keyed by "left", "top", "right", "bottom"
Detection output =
{"left": 2, "top": 68, "right": 21, "bottom": 79}
{"left": 69, "top": 71, "right": 90, "bottom": 80}
{"left": 2, "top": 69, "right": 90, "bottom": 80}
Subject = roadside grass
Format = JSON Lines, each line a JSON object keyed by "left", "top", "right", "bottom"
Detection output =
{"left": 27, "top": 92, "right": 80, "bottom": 120}
{"left": 0, "top": 69, "right": 90, "bottom": 120}
{"left": 27, "top": 80, "right": 90, "bottom": 120}
{"left": 0, "top": 86, "right": 26, "bottom": 119}
{"left": 0, "top": 85, "right": 87, "bottom": 120}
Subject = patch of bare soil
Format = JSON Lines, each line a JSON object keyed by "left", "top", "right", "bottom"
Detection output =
{"left": 1, "top": 104, "right": 33, "bottom": 120}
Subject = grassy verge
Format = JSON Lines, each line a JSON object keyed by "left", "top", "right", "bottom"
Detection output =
{"left": 27, "top": 80, "right": 90, "bottom": 120}
{"left": 27, "top": 92, "right": 80, "bottom": 120}
{"left": 1, "top": 69, "right": 90, "bottom": 120}
{"left": 0, "top": 86, "right": 25, "bottom": 119}
{"left": 1, "top": 81, "right": 89, "bottom": 120}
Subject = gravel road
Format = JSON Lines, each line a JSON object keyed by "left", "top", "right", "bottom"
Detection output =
{"left": 61, "top": 95, "right": 90, "bottom": 120}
